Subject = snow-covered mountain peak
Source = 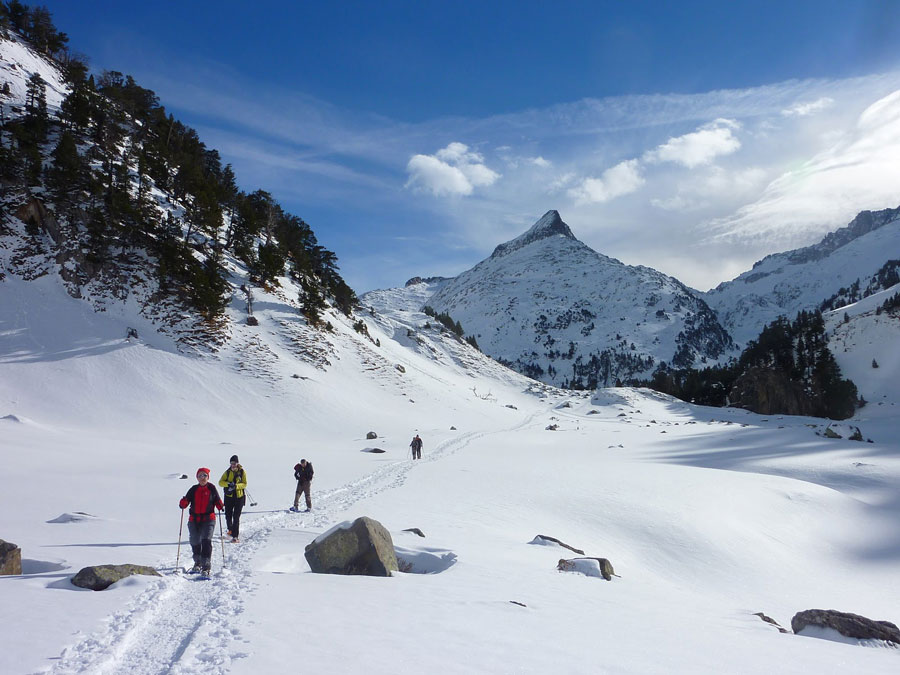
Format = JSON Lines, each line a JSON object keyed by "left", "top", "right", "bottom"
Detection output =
{"left": 423, "top": 211, "right": 734, "bottom": 387}
{"left": 490, "top": 209, "right": 576, "bottom": 259}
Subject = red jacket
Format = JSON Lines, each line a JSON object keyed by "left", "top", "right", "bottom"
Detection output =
{"left": 179, "top": 484, "right": 224, "bottom": 522}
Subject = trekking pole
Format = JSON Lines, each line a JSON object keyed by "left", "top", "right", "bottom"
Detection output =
{"left": 246, "top": 490, "right": 258, "bottom": 507}
{"left": 218, "top": 515, "right": 226, "bottom": 568}
{"left": 175, "top": 508, "right": 185, "bottom": 572}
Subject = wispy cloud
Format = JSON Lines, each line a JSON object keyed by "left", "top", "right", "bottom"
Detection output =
{"left": 781, "top": 97, "right": 834, "bottom": 117}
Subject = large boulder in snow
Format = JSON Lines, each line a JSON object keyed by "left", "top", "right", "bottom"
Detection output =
{"left": 0, "top": 539, "right": 22, "bottom": 575}
{"left": 791, "top": 609, "right": 900, "bottom": 645}
{"left": 557, "top": 557, "right": 615, "bottom": 581}
{"left": 305, "top": 516, "right": 398, "bottom": 577}
{"left": 71, "top": 564, "right": 161, "bottom": 591}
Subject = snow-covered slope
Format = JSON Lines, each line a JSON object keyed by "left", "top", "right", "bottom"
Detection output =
{"left": 825, "top": 283, "right": 900, "bottom": 418}
{"left": 3, "top": 238, "right": 900, "bottom": 674}
{"left": 705, "top": 206, "right": 900, "bottom": 346}
{"left": 0, "top": 31, "right": 69, "bottom": 113}
{"left": 423, "top": 210, "right": 734, "bottom": 387}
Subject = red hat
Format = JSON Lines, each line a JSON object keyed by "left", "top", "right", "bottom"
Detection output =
{"left": 197, "top": 467, "right": 211, "bottom": 478}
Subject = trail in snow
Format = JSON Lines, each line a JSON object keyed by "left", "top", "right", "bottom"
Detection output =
{"left": 45, "top": 418, "right": 540, "bottom": 675}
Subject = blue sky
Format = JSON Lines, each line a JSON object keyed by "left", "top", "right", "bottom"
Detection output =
{"left": 41, "top": 1, "right": 900, "bottom": 293}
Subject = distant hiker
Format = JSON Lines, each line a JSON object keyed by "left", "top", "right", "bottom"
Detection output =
{"left": 291, "top": 459, "right": 314, "bottom": 512}
{"left": 410, "top": 434, "right": 423, "bottom": 460}
{"left": 218, "top": 455, "right": 247, "bottom": 543}
{"left": 179, "top": 468, "right": 224, "bottom": 574}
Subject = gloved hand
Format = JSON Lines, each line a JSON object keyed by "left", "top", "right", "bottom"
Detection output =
{"left": 228, "top": 482, "right": 235, "bottom": 490}
{"left": 179, "top": 498, "right": 188, "bottom": 509}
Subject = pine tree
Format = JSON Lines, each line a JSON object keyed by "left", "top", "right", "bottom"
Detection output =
{"left": 47, "top": 131, "right": 85, "bottom": 206}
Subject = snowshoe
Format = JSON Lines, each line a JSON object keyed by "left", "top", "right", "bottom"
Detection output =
{"left": 230, "top": 537, "right": 240, "bottom": 543}
{"left": 187, "top": 564, "right": 202, "bottom": 574}
{"left": 200, "top": 566, "right": 211, "bottom": 577}
{"left": 289, "top": 506, "right": 299, "bottom": 512}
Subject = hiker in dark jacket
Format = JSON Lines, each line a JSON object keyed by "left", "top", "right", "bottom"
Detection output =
{"left": 179, "top": 467, "right": 224, "bottom": 574}
{"left": 218, "top": 454, "right": 247, "bottom": 543}
{"left": 410, "top": 434, "right": 423, "bottom": 460}
{"left": 291, "top": 459, "right": 314, "bottom": 512}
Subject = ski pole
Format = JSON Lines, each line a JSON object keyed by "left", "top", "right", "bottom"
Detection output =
{"left": 246, "top": 490, "right": 258, "bottom": 507}
{"left": 175, "top": 508, "right": 185, "bottom": 572}
{"left": 218, "top": 514, "right": 226, "bottom": 568}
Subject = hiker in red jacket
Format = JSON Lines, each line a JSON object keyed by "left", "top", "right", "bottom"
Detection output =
{"left": 179, "top": 467, "right": 224, "bottom": 574}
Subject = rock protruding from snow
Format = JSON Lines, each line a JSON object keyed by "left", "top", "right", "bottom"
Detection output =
{"left": 0, "top": 539, "right": 22, "bottom": 575}
{"left": 71, "top": 564, "right": 161, "bottom": 591}
{"left": 305, "top": 516, "right": 398, "bottom": 577}
{"left": 529, "top": 534, "right": 585, "bottom": 555}
{"left": 557, "top": 557, "right": 616, "bottom": 581}
{"left": 791, "top": 609, "right": 900, "bottom": 645}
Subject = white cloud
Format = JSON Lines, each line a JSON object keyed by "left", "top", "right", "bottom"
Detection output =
{"left": 781, "top": 97, "right": 834, "bottom": 117}
{"left": 568, "top": 159, "right": 644, "bottom": 204}
{"left": 406, "top": 142, "right": 500, "bottom": 196}
{"left": 643, "top": 119, "right": 742, "bottom": 168}
{"left": 405, "top": 154, "right": 475, "bottom": 196}
{"left": 530, "top": 156, "right": 551, "bottom": 167}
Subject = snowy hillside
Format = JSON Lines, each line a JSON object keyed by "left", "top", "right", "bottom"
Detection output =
{"left": 705, "top": 206, "right": 900, "bottom": 346}
{"left": 825, "top": 283, "right": 900, "bottom": 418}
{"left": 421, "top": 210, "right": 734, "bottom": 388}
{"left": 0, "top": 30, "right": 69, "bottom": 112}
{"left": 3, "top": 265, "right": 900, "bottom": 674}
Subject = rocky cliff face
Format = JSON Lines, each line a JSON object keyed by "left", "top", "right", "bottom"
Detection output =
{"left": 726, "top": 367, "right": 816, "bottom": 417}
{"left": 426, "top": 210, "right": 735, "bottom": 388}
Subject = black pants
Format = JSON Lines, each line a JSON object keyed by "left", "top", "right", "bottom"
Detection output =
{"left": 188, "top": 520, "right": 215, "bottom": 567}
{"left": 224, "top": 495, "right": 245, "bottom": 538}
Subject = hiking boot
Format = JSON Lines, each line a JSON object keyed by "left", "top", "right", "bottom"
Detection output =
{"left": 226, "top": 530, "right": 233, "bottom": 537}
{"left": 188, "top": 564, "right": 201, "bottom": 574}
{"left": 230, "top": 537, "right": 240, "bottom": 543}
{"left": 201, "top": 566, "right": 211, "bottom": 575}
{"left": 289, "top": 506, "right": 299, "bottom": 512}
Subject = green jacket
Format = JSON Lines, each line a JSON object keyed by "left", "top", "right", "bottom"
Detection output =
{"left": 218, "top": 466, "right": 247, "bottom": 499}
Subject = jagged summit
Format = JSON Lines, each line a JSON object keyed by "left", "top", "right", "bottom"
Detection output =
{"left": 490, "top": 210, "right": 576, "bottom": 259}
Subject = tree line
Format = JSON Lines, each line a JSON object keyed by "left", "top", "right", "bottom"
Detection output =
{"left": 637, "top": 310, "right": 859, "bottom": 419}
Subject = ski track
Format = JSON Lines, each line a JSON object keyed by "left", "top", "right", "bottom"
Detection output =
{"left": 44, "top": 414, "right": 541, "bottom": 674}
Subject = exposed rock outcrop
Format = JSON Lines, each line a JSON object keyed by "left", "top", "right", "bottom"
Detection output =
{"left": 529, "top": 534, "right": 585, "bottom": 555}
{"left": 557, "top": 557, "right": 616, "bottom": 581}
{"left": 727, "top": 367, "right": 815, "bottom": 416}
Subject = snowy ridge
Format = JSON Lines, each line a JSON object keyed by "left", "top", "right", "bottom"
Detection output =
{"left": 704, "top": 206, "right": 900, "bottom": 346}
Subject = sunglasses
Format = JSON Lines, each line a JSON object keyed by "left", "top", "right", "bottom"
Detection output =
{"left": 198, "top": 473, "right": 209, "bottom": 478}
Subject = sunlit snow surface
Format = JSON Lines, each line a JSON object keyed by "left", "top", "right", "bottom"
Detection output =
{"left": 1, "top": 263, "right": 899, "bottom": 675}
